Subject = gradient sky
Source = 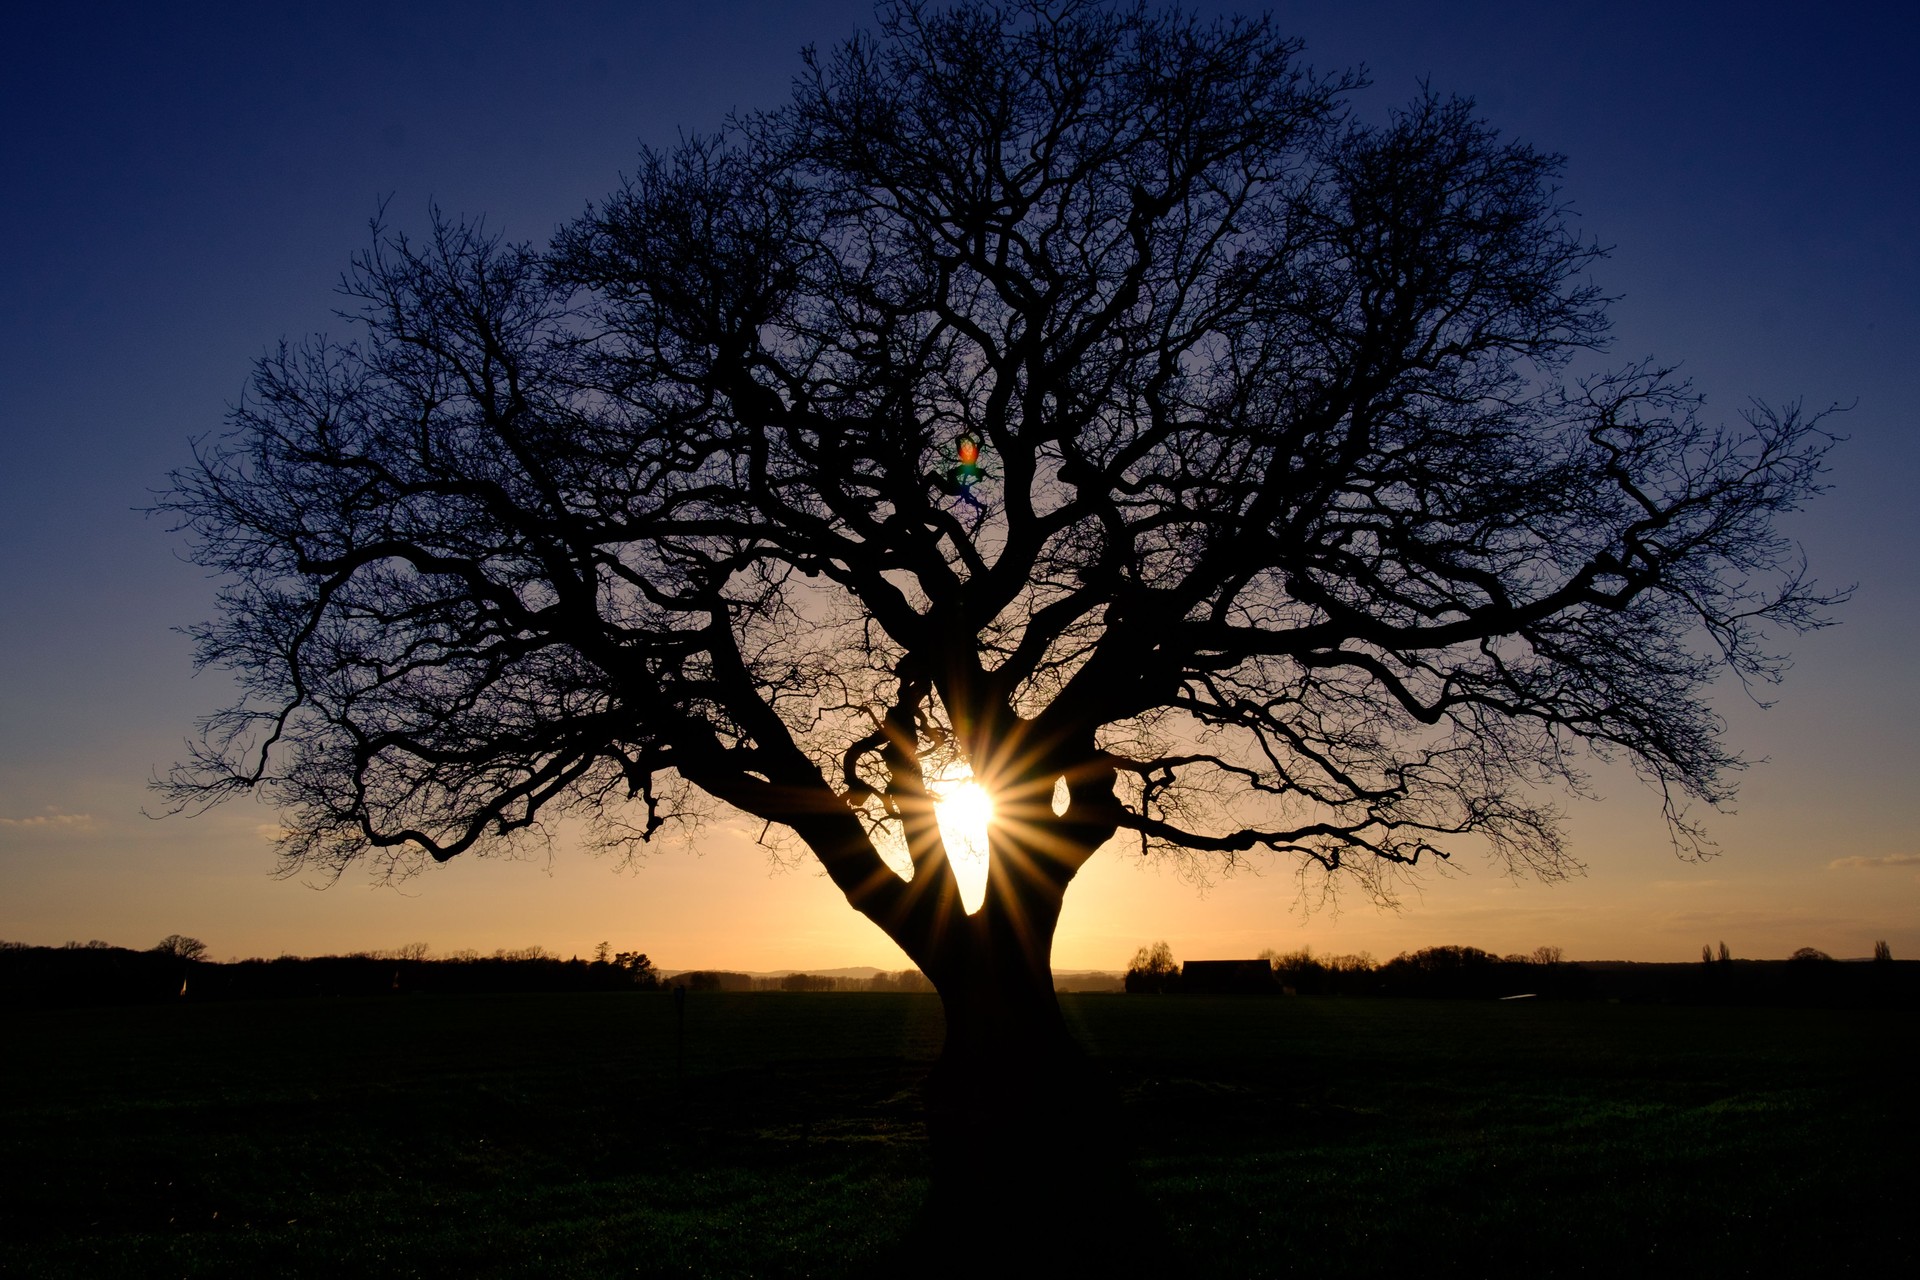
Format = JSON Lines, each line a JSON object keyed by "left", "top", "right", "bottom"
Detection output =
{"left": 3, "top": 2, "right": 1915, "bottom": 971}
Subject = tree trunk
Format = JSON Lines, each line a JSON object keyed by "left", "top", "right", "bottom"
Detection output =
{"left": 925, "top": 914, "right": 1079, "bottom": 1196}
{"left": 906, "top": 857, "right": 1161, "bottom": 1268}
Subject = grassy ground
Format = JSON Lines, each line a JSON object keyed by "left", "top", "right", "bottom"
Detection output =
{"left": 3, "top": 992, "right": 1912, "bottom": 1276}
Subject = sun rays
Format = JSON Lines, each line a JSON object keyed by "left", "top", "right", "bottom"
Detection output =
{"left": 862, "top": 737, "right": 1096, "bottom": 923}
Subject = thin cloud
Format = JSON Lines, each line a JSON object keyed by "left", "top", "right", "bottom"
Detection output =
{"left": 0, "top": 808, "right": 95, "bottom": 830}
{"left": 1828, "top": 852, "right": 1920, "bottom": 870}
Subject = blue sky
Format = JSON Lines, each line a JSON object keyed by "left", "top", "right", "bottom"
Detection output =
{"left": 2, "top": 2, "right": 1915, "bottom": 967}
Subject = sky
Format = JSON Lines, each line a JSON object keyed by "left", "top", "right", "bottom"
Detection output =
{"left": 2, "top": 2, "right": 1915, "bottom": 972}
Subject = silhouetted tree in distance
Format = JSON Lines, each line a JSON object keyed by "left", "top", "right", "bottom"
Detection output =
{"left": 609, "top": 951, "right": 658, "bottom": 984}
{"left": 161, "top": 0, "right": 1839, "bottom": 1213}
{"left": 1258, "top": 945, "right": 1377, "bottom": 995}
{"left": 152, "top": 934, "right": 208, "bottom": 962}
{"left": 1126, "top": 940, "right": 1178, "bottom": 993}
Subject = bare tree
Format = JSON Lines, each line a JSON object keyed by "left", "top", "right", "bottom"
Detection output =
{"left": 160, "top": 1, "right": 1838, "bottom": 1199}
{"left": 152, "top": 934, "right": 208, "bottom": 962}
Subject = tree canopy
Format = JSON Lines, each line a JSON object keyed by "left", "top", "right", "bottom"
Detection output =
{"left": 163, "top": 1, "right": 1837, "bottom": 1015}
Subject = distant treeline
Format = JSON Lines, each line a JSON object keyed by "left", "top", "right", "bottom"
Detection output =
{"left": 0, "top": 941, "right": 662, "bottom": 1008}
{"left": 9, "top": 938, "right": 1912, "bottom": 1009}
{"left": 1125, "top": 944, "right": 1920, "bottom": 1008}
{"left": 0, "top": 941, "right": 1131, "bottom": 1007}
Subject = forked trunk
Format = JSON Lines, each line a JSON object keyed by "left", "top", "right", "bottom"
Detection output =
{"left": 829, "top": 764, "right": 1157, "bottom": 1262}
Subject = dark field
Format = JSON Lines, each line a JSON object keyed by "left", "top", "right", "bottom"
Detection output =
{"left": 4, "top": 992, "right": 1913, "bottom": 1277}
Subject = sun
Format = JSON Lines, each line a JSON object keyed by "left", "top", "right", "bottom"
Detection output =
{"left": 937, "top": 777, "right": 995, "bottom": 836}
{"left": 932, "top": 771, "right": 995, "bottom": 914}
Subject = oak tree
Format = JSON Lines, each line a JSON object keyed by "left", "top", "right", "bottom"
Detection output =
{"left": 163, "top": 0, "right": 1838, "bottom": 1199}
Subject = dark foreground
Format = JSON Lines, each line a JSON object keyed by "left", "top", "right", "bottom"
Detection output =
{"left": 4, "top": 992, "right": 1913, "bottom": 1276}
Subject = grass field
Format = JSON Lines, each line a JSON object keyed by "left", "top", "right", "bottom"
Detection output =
{"left": 4, "top": 992, "right": 1913, "bottom": 1276}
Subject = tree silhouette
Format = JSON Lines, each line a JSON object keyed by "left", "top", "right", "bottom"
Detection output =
{"left": 1126, "top": 940, "right": 1178, "bottom": 993}
{"left": 161, "top": 1, "right": 1838, "bottom": 1203}
{"left": 152, "top": 934, "right": 208, "bottom": 962}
